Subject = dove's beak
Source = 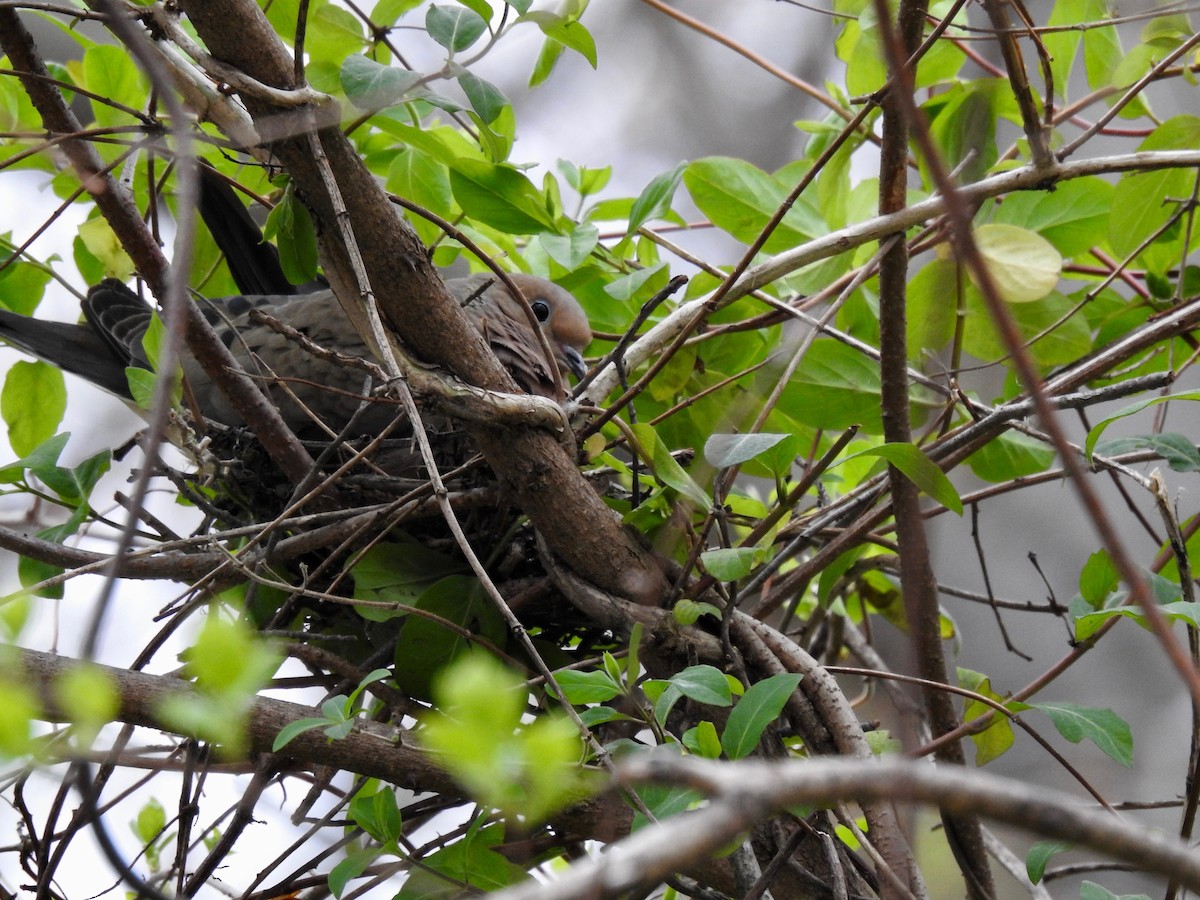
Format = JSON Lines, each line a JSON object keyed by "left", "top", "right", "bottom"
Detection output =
{"left": 562, "top": 346, "right": 588, "bottom": 381}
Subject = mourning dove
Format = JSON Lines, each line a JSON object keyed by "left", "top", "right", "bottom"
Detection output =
{"left": 0, "top": 273, "right": 591, "bottom": 435}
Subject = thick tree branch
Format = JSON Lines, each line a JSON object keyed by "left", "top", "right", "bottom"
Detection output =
{"left": 489, "top": 753, "right": 1200, "bottom": 899}
{"left": 604, "top": 757, "right": 1199, "bottom": 898}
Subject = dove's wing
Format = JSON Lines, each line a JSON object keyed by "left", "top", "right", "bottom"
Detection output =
{"left": 184, "top": 289, "right": 386, "bottom": 432}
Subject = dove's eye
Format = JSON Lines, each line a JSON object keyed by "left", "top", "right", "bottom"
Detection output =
{"left": 531, "top": 299, "right": 551, "bottom": 322}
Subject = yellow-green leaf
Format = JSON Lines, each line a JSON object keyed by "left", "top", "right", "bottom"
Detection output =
{"left": 971, "top": 223, "right": 1062, "bottom": 304}
{"left": 2, "top": 361, "right": 65, "bottom": 456}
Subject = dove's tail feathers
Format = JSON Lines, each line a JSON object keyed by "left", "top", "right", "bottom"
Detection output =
{"left": 82, "top": 280, "right": 154, "bottom": 371}
{"left": 198, "top": 163, "right": 296, "bottom": 298}
{"left": 0, "top": 301, "right": 136, "bottom": 398}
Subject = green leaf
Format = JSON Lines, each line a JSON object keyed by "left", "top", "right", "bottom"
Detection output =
{"left": 962, "top": 287, "right": 1091, "bottom": 368}
{"left": 1042, "top": 0, "right": 1085, "bottom": 99}
{"left": 263, "top": 184, "right": 318, "bottom": 285}
{"left": 53, "top": 663, "right": 118, "bottom": 744}
{"left": 578, "top": 706, "right": 631, "bottom": 727}
{"left": 162, "top": 616, "right": 281, "bottom": 757}
{"left": 272, "top": 717, "right": 330, "bottom": 752}
{"left": 538, "top": 223, "right": 598, "bottom": 270}
{"left": 553, "top": 669, "right": 622, "bottom": 704}
{"left": 837, "top": 13, "right": 886, "bottom": 95}
{"left": 1079, "top": 0, "right": 1122, "bottom": 90}
{"left": 721, "top": 673, "right": 802, "bottom": 760}
{"left": 1084, "top": 390, "right": 1200, "bottom": 460}
{"left": 1026, "top": 840, "right": 1073, "bottom": 883}
{"left": 341, "top": 54, "right": 422, "bottom": 110}
{"left": 1110, "top": 117, "right": 1200, "bottom": 264}
{"left": 865, "top": 729, "right": 903, "bottom": 755}
{"left": 1073, "top": 598, "right": 1200, "bottom": 642}
{"left": 529, "top": 32, "right": 567, "bottom": 88}
{"left": 1094, "top": 433, "right": 1200, "bottom": 473}
{"left": 182, "top": 616, "right": 281, "bottom": 696}
{"left": 673, "top": 599, "right": 721, "bottom": 626}
{"left": 816, "top": 545, "right": 865, "bottom": 608}
{"left": 965, "top": 429, "right": 1055, "bottom": 483}
{"left": 1080, "top": 881, "right": 1150, "bottom": 900}
{"left": 773, "top": 338, "right": 942, "bottom": 434}
{"left": 846, "top": 443, "right": 963, "bottom": 515}
{"left": 627, "top": 162, "right": 685, "bottom": 234}
{"left": 387, "top": 148, "right": 454, "bottom": 229}
{"left": 603, "top": 263, "right": 667, "bottom": 303}
{"left": 557, "top": 159, "right": 611, "bottom": 197}
{"left": 456, "top": 0, "right": 493, "bottom": 23}
{"left": 458, "top": 71, "right": 508, "bottom": 124}
{"left": 927, "top": 85, "right": 997, "bottom": 185}
{"left": 372, "top": 0, "right": 425, "bottom": 25}
{"left": 703, "top": 432, "right": 790, "bottom": 469}
{"left": 132, "top": 797, "right": 166, "bottom": 844}
{"left": 398, "top": 824, "right": 526, "bottom": 897}
{"left": 0, "top": 430, "right": 68, "bottom": 484}
{"left": 630, "top": 782, "right": 703, "bottom": 831}
{"left": 989, "top": 177, "right": 1113, "bottom": 257}
{"left": 126, "top": 365, "right": 180, "bottom": 412}
{"left": 389, "top": 575, "right": 500, "bottom": 698}
{"left": 0, "top": 253, "right": 53, "bottom": 316}
{"left": 345, "top": 669, "right": 391, "bottom": 712}
{"left": 905, "top": 260, "right": 959, "bottom": 359}
{"left": 373, "top": 117, "right": 481, "bottom": 165}
{"left": 422, "top": 655, "right": 592, "bottom": 822}
{"left": 77, "top": 217, "right": 134, "bottom": 281}
{"left": 957, "top": 668, "right": 1013, "bottom": 765}
{"left": 1079, "top": 550, "right": 1119, "bottom": 608}
{"left": 971, "top": 224, "right": 1062, "bottom": 304}
{"left": 684, "top": 156, "right": 824, "bottom": 253}
{"left": 0, "top": 657, "right": 37, "bottom": 758}
{"left": 683, "top": 721, "right": 723, "bottom": 758}
{"left": 629, "top": 422, "right": 711, "bottom": 508}
{"left": 79, "top": 45, "right": 145, "bottom": 127}
{"left": 700, "top": 547, "right": 758, "bottom": 582}
{"left": 329, "top": 847, "right": 380, "bottom": 898}
{"left": 1027, "top": 701, "right": 1133, "bottom": 767}
{"left": 34, "top": 446, "right": 111, "bottom": 506}
{"left": 669, "top": 665, "right": 734, "bottom": 707}
{"left": 2, "top": 361, "right": 65, "bottom": 457}
{"left": 530, "top": 14, "right": 597, "bottom": 68}
{"left": 353, "top": 537, "right": 464, "bottom": 614}
{"left": 426, "top": 5, "right": 487, "bottom": 53}
{"left": 468, "top": 103, "right": 514, "bottom": 163}
{"left": 16, "top": 539, "right": 61, "bottom": 597}
{"left": 626, "top": 622, "right": 643, "bottom": 685}
{"left": 305, "top": 4, "right": 366, "bottom": 64}
{"left": 138, "top": 310, "right": 166, "bottom": 372}
{"left": 449, "top": 159, "right": 556, "bottom": 233}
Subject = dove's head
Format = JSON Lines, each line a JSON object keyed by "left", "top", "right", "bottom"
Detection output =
{"left": 455, "top": 273, "right": 592, "bottom": 398}
{"left": 506, "top": 273, "right": 591, "bottom": 382}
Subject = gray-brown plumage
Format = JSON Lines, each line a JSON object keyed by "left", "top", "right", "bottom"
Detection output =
{"left": 0, "top": 274, "right": 591, "bottom": 436}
